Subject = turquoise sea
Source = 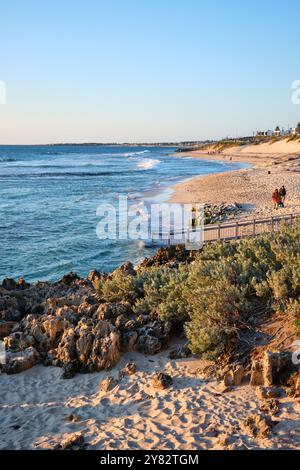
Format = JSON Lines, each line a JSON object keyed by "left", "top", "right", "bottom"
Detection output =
{"left": 0, "top": 145, "right": 245, "bottom": 282}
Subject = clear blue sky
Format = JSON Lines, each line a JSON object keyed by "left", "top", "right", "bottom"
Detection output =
{"left": 0, "top": 0, "right": 299, "bottom": 144}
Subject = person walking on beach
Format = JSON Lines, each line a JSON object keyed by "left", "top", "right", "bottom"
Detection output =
{"left": 279, "top": 185, "right": 286, "bottom": 204}
{"left": 272, "top": 188, "right": 279, "bottom": 209}
{"left": 191, "top": 206, "right": 197, "bottom": 230}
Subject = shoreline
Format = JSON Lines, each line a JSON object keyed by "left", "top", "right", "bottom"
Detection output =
{"left": 169, "top": 147, "right": 300, "bottom": 220}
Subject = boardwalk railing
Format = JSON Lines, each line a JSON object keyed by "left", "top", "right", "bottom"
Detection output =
{"left": 151, "top": 212, "right": 300, "bottom": 246}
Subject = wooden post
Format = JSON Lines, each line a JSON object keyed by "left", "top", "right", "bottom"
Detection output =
{"left": 218, "top": 223, "right": 221, "bottom": 240}
{"left": 235, "top": 221, "right": 239, "bottom": 239}
{"left": 253, "top": 219, "right": 256, "bottom": 236}
{"left": 271, "top": 217, "right": 274, "bottom": 232}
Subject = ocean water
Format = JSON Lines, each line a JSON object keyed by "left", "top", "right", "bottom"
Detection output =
{"left": 0, "top": 145, "right": 245, "bottom": 282}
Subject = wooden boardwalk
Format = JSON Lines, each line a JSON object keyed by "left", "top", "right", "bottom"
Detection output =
{"left": 151, "top": 212, "right": 300, "bottom": 246}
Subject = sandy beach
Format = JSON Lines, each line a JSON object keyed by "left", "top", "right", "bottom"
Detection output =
{"left": 1, "top": 138, "right": 300, "bottom": 452}
{"left": 1, "top": 347, "right": 299, "bottom": 450}
{"left": 171, "top": 139, "right": 300, "bottom": 220}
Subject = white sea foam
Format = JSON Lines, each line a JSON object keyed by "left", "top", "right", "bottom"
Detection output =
{"left": 137, "top": 158, "right": 161, "bottom": 170}
{"left": 124, "top": 150, "right": 150, "bottom": 157}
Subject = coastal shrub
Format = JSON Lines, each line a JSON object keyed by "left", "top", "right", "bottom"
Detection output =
{"left": 184, "top": 254, "right": 254, "bottom": 358}
{"left": 133, "top": 265, "right": 190, "bottom": 324}
{"left": 96, "top": 271, "right": 142, "bottom": 303}
{"left": 285, "top": 300, "right": 300, "bottom": 335}
{"left": 185, "top": 222, "right": 300, "bottom": 357}
{"left": 96, "top": 220, "right": 300, "bottom": 359}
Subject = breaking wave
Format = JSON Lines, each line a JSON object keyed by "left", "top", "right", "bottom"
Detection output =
{"left": 137, "top": 158, "right": 161, "bottom": 170}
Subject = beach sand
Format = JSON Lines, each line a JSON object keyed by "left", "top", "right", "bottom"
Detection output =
{"left": 1, "top": 348, "right": 299, "bottom": 450}
{"left": 171, "top": 140, "right": 300, "bottom": 220}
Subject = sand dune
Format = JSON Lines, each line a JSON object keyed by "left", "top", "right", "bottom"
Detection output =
{"left": 223, "top": 139, "right": 300, "bottom": 157}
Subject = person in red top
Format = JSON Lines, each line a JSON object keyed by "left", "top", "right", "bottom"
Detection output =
{"left": 272, "top": 188, "right": 279, "bottom": 209}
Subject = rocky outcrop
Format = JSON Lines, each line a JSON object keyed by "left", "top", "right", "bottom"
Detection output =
{"left": 250, "top": 350, "right": 297, "bottom": 387}
{"left": 3, "top": 347, "right": 41, "bottom": 375}
{"left": 0, "top": 267, "right": 173, "bottom": 376}
{"left": 204, "top": 203, "right": 243, "bottom": 224}
{"left": 242, "top": 414, "right": 276, "bottom": 439}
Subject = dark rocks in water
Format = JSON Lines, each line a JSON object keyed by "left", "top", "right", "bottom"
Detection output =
{"left": 0, "top": 295, "right": 21, "bottom": 322}
{"left": 151, "top": 372, "right": 173, "bottom": 390}
{"left": 57, "top": 272, "right": 80, "bottom": 286}
{"left": 2, "top": 278, "right": 17, "bottom": 291}
{"left": 1, "top": 277, "right": 30, "bottom": 291}
{"left": 256, "top": 387, "right": 282, "bottom": 400}
{"left": 3, "top": 347, "right": 41, "bottom": 375}
{"left": 139, "top": 245, "right": 195, "bottom": 269}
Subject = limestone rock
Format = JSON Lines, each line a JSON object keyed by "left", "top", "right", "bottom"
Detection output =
{"left": 118, "top": 261, "right": 136, "bottom": 277}
{"left": 260, "top": 399, "right": 280, "bottom": 416}
{"left": 56, "top": 432, "right": 85, "bottom": 450}
{"left": 223, "top": 364, "right": 245, "bottom": 387}
{"left": 151, "top": 372, "right": 173, "bottom": 390}
{"left": 76, "top": 330, "right": 94, "bottom": 365}
{"left": 87, "top": 269, "right": 101, "bottom": 284}
{"left": 4, "top": 332, "right": 35, "bottom": 351}
{"left": 250, "top": 351, "right": 296, "bottom": 387}
{"left": 88, "top": 331, "right": 120, "bottom": 371}
{"left": 99, "top": 376, "right": 118, "bottom": 392}
{"left": 58, "top": 272, "right": 80, "bottom": 286}
{"left": 256, "top": 387, "right": 281, "bottom": 400}
{"left": 56, "top": 329, "right": 78, "bottom": 369}
{"left": 120, "top": 362, "right": 137, "bottom": 377}
{"left": 95, "top": 302, "right": 131, "bottom": 321}
{"left": 250, "top": 360, "right": 264, "bottom": 386}
{"left": 121, "top": 331, "right": 138, "bottom": 352}
{"left": 3, "top": 347, "right": 41, "bottom": 374}
{"left": 42, "top": 317, "right": 69, "bottom": 342}
{"left": 242, "top": 414, "right": 275, "bottom": 439}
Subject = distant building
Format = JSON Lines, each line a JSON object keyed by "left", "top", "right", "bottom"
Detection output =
{"left": 256, "top": 130, "right": 273, "bottom": 137}
{"left": 257, "top": 127, "right": 295, "bottom": 137}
